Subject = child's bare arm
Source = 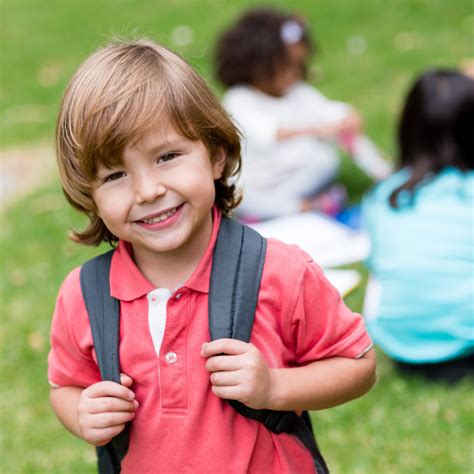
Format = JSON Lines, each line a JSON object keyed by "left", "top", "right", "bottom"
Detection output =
{"left": 268, "top": 348, "right": 376, "bottom": 411}
{"left": 276, "top": 109, "right": 363, "bottom": 142}
{"left": 202, "top": 339, "right": 376, "bottom": 411}
{"left": 50, "top": 374, "right": 138, "bottom": 446}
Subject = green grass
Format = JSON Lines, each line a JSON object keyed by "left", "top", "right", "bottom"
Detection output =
{"left": 1, "top": 0, "right": 473, "bottom": 472}
{"left": 1, "top": 0, "right": 473, "bottom": 149}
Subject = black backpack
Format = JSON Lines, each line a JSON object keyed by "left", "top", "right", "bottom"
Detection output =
{"left": 80, "top": 216, "right": 329, "bottom": 474}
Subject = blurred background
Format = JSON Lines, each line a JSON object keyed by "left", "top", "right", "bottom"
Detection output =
{"left": 1, "top": 0, "right": 472, "bottom": 472}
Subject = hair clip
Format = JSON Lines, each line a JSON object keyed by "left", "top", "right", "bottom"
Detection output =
{"left": 280, "top": 20, "right": 305, "bottom": 45}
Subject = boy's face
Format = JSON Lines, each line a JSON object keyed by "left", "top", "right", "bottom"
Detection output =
{"left": 92, "top": 122, "right": 225, "bottom": 263}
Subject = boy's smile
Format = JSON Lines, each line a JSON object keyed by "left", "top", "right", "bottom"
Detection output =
{"left": 92, "top": 122, "right": 225, "bottom": 279}
{"left": 134, "top": 203, "right": 185, "bottom": 229}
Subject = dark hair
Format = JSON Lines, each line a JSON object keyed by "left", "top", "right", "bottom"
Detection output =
{"left": 215, "top": 8, "right": 314, "bottom": 88}
{"left": 389, "top": 69, "right": 474, "bottom": 208}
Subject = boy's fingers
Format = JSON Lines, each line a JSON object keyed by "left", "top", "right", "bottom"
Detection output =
{"left": 210, "top": 384, "right": 241, "bottom": 401}
{"left": 90, "top": 410, "right": 136, "bottom": 429}
{"left": 205, "top": 355, "right": 243, "bottom": 373}
{"left": 89, "top": 424, "right": 128, "bottom": 445}
{"left": 120, "top": 373, "right": 133, "bottom": 387}
{"left": 201, "top": 339, "right": 249, "bottom": 357}
{"left": 88, "top": 396, "right": 139, "bottom": 414}
{"left": 86, "top": 381, "right": 135, "bottom": 401}
{"left": 210, "top": 370, "right": 240, "bottom": 387}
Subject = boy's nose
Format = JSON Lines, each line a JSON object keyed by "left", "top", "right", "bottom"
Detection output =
{"left": 135, "top": 173, "right": 166, "bottom": 203}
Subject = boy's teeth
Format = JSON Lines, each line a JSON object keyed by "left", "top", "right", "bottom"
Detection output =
{"left": 143, "top": 207, "right": 177, "bottom": 224}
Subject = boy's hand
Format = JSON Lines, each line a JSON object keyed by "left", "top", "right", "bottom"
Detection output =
{"left": 201, "top": 339, "right": 276, "bottom": 410}
{"left": 77, "top": 373, "right": 138, "bottom": 446}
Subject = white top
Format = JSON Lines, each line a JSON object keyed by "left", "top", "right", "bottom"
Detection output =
{"left": 223, "top": 82, "right": 350, "bottom": 190}
{"left": 147, "top": 288, "right": 172, "bottom": 359}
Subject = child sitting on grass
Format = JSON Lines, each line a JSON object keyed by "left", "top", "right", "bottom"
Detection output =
{"left": 215, "top": 7, "right": 391, "bottom": 220}
{"left": 48, "top": 38, "right": 376, "bottom": 473}
{"left": 362, "top": 69, "right": 474, "bottom": 384}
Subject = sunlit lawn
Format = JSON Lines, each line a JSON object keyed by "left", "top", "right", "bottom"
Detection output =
{"left": 1, "top": 0, "right": 473, "bottom": 472}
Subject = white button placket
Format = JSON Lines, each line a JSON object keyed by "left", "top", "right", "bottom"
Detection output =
{"left": 147, "top": 288, "right": 171, "bottom": 357}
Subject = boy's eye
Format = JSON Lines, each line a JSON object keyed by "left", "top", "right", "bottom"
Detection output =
{"left": 158, "top": 152, "right": 180, "bottom": 163}
{"left": 103, "top": 171, "right": 126, "bottom": 183}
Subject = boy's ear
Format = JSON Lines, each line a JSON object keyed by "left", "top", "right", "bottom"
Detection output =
{"left": 212, "top": 147, "right": 226, "bottom": 180}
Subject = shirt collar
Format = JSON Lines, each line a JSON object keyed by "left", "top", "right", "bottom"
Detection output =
{"left": 110, "top": 207, "right": 222, "bottom": 301}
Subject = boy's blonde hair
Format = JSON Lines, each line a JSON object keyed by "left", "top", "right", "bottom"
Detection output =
{"left": 56, "top": 39, "right": 242, "bottom": 246}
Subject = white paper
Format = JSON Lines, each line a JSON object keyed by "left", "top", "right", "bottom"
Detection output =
{"left": 250, "top": 212, "right": 371, "bottom": 268}
{"left": 323, "top": 269, "right": 361, "bottom": 296}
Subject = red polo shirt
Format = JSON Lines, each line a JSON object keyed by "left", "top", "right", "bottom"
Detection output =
{"left": 49, "top": 210, "right": 372, "bottom": 473}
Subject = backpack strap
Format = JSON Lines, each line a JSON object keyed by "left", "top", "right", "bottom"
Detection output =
{"left": 209, "top": 216, "right": 329, "bottom": 474}
{"left": 80, "top": 249, "right": 129, "bottom": 474}
{"left": 209, "top": 216, "right": 266, "bottom": 341}
{"left": 81, "top": 250, "right": 120, "bottom": 382}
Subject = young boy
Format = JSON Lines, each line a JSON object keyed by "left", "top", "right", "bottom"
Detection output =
{"left": 48, "top": 39, "right": 376, "bottom": 473}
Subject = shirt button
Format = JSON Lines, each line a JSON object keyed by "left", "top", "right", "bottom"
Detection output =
{"left": 165, "top": 351, "right": 177, "bottom": 364}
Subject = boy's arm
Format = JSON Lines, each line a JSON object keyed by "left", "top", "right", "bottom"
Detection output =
{"left": 50, "top": 385, "right": 84, "bottom": 438}
{"left": 202, "top": 340, "right": 376, "bottom": 411}
{"left": 50, "top": 374, "right": 138, "bottom": 446}
{"left": 270, "top": 347, "right": 376, "bottom": 411}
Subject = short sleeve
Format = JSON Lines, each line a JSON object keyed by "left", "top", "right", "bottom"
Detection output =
{"left": 48, "top": 267, "right": 101, "bottom": 388}
{"left": 291, "top": 261, "right": 372, "bottom": 363}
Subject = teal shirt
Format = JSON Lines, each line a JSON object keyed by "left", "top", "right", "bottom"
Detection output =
{"left": 362, "top": 167, "right": 474, "bottom": 363}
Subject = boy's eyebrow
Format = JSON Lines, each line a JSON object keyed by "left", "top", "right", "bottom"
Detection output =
{"left": 140, "top": 135, "right": 191, "bottom": 155}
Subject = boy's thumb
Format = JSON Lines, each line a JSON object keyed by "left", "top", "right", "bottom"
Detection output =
{"left": 120, "top": 373, "right": 133, "bottom": 387}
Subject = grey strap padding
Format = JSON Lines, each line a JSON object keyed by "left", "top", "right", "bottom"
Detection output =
{"left": 80, "top": 250, "right": 120, "bottom": 383}
{"left": 209, "top": 216, "right": 267, "bottom": 342}
{"left": 80, "top": 249, "right": 127, "bottom": 473}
